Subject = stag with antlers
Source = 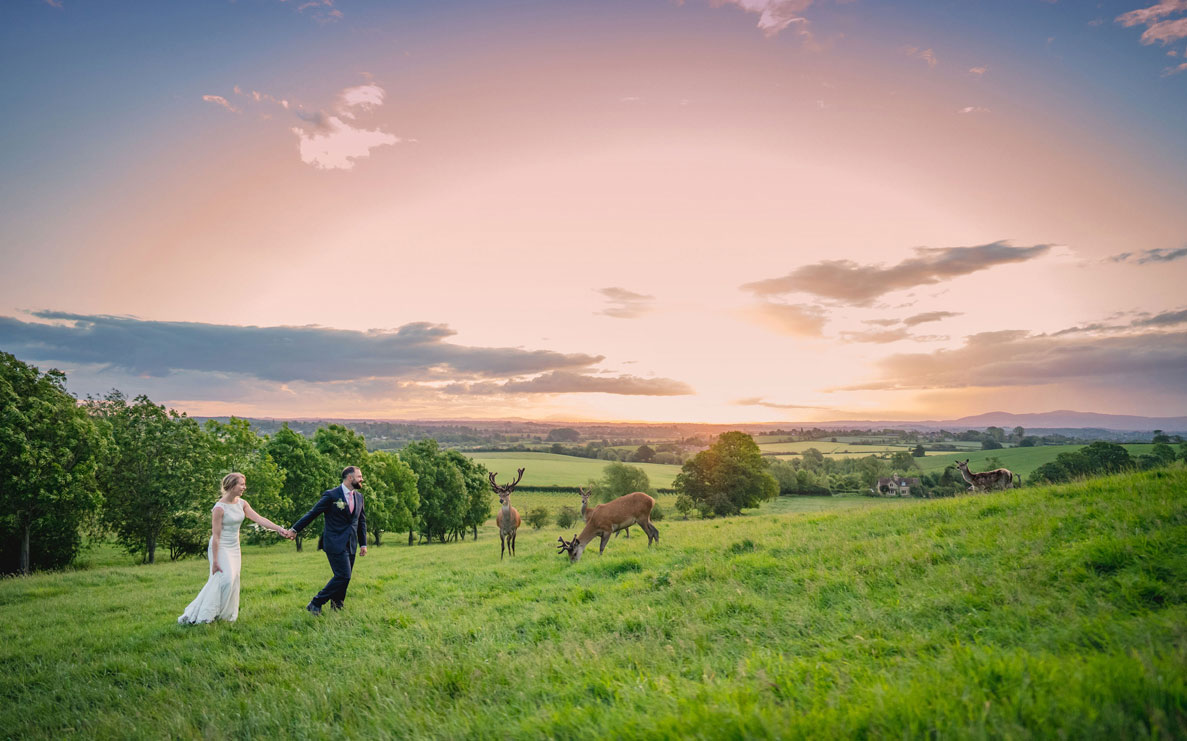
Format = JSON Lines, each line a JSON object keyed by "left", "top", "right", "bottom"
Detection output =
{"left": 558, "top": 491, "right": 658, "bottom": 563}
{"left": 490, "top": 468, "right": 524, "bottom": 560}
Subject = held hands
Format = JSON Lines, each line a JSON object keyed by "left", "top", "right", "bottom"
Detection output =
{"left": 279, "top": 528, "right": 296, "bottom": 540}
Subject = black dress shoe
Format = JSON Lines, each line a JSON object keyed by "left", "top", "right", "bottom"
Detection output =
{"left": 306, "top": 601, "right": 322, "bottom": 616}
{"left": 330, "top": 600, "right": 343, "bottom": 611}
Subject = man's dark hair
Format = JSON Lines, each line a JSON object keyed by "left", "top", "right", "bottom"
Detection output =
{"left": 341, "top": 466, "right": 360, "bottom": 481}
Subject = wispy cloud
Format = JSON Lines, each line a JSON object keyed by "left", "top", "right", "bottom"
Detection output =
{"left": 733, "top": 397, "right": 825, "bottom": 409}
{"left": 202, "top": 95, "right": 240, "bottom": 114}
{"left": 1116, "top": 1, "right": 1187, "bottom": 46}
{"left": 43, "top": 0, "right": 63, "bottom": 8}
{"left": 742, "top": 241, "right": 1053, "bottom": 307}
{"left": 1163, "top": 60, "right": 1187, "bottom": 75}
{"left": 959, "top": 106, "right": 991, "bottom": 114}
{"left": 596, "top": 287, "right": 655, "bottom": 319}
{"left": 289, "top": 81, "right": 401, "bottom": 170}
{"left": 283, "top": 0, "right": 343, "bottom": 23}
{"left": 969, "top": 66, "right": 987, "bottom": 76}
{"left": 443, "top": 371, "right": 693, "bottom": 396}
{"left": 709, "top": 0, "right": 815, "bottom": 38}
{"left": 746, "top": 301, "right": 828, "bottom": 336}
{"left": 903, "top": 46, "right": 938, "bottom": 68}
{"left": 1108, "top": 246, "right": 1187, "bottom": 264}
{"left": 903, "top": 311, "right": 961, "bottom": 327}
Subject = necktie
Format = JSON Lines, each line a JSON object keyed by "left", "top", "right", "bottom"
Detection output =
{"left": 347, "top": 491, "right": 354, "bottom": 514}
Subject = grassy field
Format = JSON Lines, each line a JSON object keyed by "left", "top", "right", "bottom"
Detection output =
{"left": 466, "top": 451, "right": 682, "bottom": 488}
{"left": 914, "top": 444, "right": 1158, "bottom": 479}
{"left": 2, "top": 468, "right": 1184, "bottom": 738}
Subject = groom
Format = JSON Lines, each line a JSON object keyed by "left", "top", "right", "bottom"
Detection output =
{"left": 291, "top": 465, "right": 368, "bottom": 616}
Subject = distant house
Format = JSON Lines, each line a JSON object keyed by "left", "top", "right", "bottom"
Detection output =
{"left": 874, "top": 476, "right": 921, "bottom": 497}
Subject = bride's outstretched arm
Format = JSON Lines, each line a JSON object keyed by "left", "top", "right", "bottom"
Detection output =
{"left": 242, "top": 500, "right": 294, "bottom": 538}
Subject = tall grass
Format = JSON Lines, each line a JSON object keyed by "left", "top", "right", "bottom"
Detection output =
{"left": 2, "top": 468, "right": 1183, "bottom": 738}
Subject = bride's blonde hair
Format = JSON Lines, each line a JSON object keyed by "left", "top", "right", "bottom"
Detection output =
{"left": 221, "top": 472, "right": 245, "bottom": 496}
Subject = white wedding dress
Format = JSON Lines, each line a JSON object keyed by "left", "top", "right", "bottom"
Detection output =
{"left": 178, "top": 500, "right": 244, "bottom": 624}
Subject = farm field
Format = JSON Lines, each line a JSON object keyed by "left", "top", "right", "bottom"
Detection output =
{"left": 913, "top": 443, "right": 1158, "bottom": 479}
{"left": 466, "top": 451, "right": 682, "bottom": 488}
{"left": 1, "top": 469, "right": 1182, "bottom": 738}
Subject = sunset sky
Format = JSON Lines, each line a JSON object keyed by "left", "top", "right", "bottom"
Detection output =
{"left": 2, "top": 0, "right": 1186, "bottom": 423}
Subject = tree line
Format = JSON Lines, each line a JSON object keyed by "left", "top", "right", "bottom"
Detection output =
{"left": 0, "top": 353, "right": 497, "bottom": 574}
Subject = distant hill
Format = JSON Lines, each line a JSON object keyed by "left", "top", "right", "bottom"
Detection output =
{"left": 813, "top": 410, "right": 1187, "bottom": 433}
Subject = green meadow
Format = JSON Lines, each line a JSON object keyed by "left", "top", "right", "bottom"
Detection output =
{"left": 913, "top": 444, "right": 1159, "bottom": 479}
{"left": 2, "top": 467, "right": 1184, "bottom": 738}
{"left": 466, "top": 451, "right": 682, "bottom": 488}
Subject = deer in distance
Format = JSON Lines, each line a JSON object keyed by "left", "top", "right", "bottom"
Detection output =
{"left": 578, "top": 486, "right": 628, "bottom": 538}
{"left": 954, "top": 459, "right": 1020, "bottom": 493}
{"left": 490, "top": 468, "right": 524, "bottom": 560}
{"left": 557, "top": 491, "right": 658, "bottom": 563}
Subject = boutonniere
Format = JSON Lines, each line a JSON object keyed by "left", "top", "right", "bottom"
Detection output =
{"left": 335, "top": 501, "right": 347, "bottom": 510}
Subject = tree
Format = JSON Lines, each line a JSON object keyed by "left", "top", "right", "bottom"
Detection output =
{"left": 445, "top": 450, "right": 491, "bottom": 540}
{"left": 1150, "top": 443, "right": 1176, "bottom": 467}
{"left": 1152, "top": 429, "right": 1171, "bottom": 444}
{"left": 673, "top": 432, "right": 777, "bottom": 517}
{"left": 89, "top": 392, "right": 214, "bottom": 564}
{"left": 1030, "top": 461, "right": 1069, "bottom": 485}
{"left": 590, "top": 462, "right": 654, "bottom": 503}
{"left": 911, "top": 444, "right": 926, "bottom": 457}
{"left": 1012, "top": 426, "right": 1025, "bottom": 442}
{"left": 263, "top": 424, "right": 335, "bottom": 552}
{"left": 1079, "top": 441, "right": 1132, "bottom": 474}
{"left": 890, "top": 451, "right": 919, "bottom": 472}
{"left": 366, "top": 450, "right": 419, "bottom": 546}
{"left": 401, "top": 439, "right": 466, "bottom": 543}
{"left": 632, "top": 444, "right": 656, "bottom": 463}
{"left": 801, "top": 448, "right": 825, "bottom": 472}
{"left": 0, "top": 353, "right": 109, "bottom": 574}
{"left": 314, "top": 424, "right": 369, "bottom": 476}
{"left": 546, "top": 428, "right": 580, "bottom": 442}
{"left": 986, "top": 426, "right": 1006, "bottom": 443}
{"left": 857, "top": 455, "right": 889, "bottom": 491}
{"left": 1019, "top": 437, "right": 1038, "bottom": 447}
{"left": 981, "top": 439, "right": 1003, "bottom": 450}
{"left": 525, "top": 507, "right": 550, "bottom": 529}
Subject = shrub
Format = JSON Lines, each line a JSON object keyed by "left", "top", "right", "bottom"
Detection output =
{"left": 525, "top": 507, "right": 550, "bottom": 530}
{"left": 556, "top": 506, "right": 579, "bottom": 529}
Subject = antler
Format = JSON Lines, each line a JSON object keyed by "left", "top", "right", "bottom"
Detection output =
{"left": 556, "top": 535, "right": 571, "bottom": 554}
{"left": 490, "top": 468, "right": 527, "bottom": 494}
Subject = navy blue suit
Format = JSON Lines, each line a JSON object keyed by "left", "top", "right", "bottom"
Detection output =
{"left": 292, "top": 484, "right": 366, "bottom": 607}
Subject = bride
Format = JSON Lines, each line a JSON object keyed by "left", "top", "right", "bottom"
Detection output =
{"left": 178, "top": 472, "right": 294, "bottom": 624}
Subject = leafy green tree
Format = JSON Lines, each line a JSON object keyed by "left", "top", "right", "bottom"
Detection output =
{"left": 1079, "top": 441, "right": 1133, "bottom": 474}
{"left": 1152, "top": 430, "right": 1170, "bottom": 444}
{"left": 204, "top": 417, "right": 286, "bottom": 527}
{"left": 366, "top": 450, "right": 419, "bottom": 546}
{"left": 1030, "top": 461, "right": 1069, "bottom": 485}
{"left": 1150, "top": 443, "right": 1176, "bottom": 466}
{"left": 314, "top": 424, "right": 369, "bottom": 476}
{"left": 673, "top": 431, "right": 777, "bottom": 517}
{"left": 800, "top": 448, "right": 825, "bottom": 472}
{"left": 857, "top": 455, "right": 889, "bottom": 491}
{"left": 545, "top": 427, "right": 580, "bottom": 442}
{"left": 401, "top": 439, "right": 466, "bottom": 543}
{"left": 911, "top": 444, "right": 926, "bottom": 457}
{"left": 890, "top": 451, "right": 919, "bottom": 472}
{"left": 1019, "top": 437, "right": 1037, "bottom": 447}
{"left": 525, "top": 507, "right": 550, "bottom": 529}
{"left": 632, "top": 444, "right": 656, "bottom": 463}
{"left": 89, "top": 392, "right": 214, "bottom": 564}
{"left": 263, "top": 424, "right": 335, "bottom": 551}
{"left": 1012, "top": 426, "right": 1025, "bottom": 442}
{"left": 590, "top": 461, "right": 654, "bottom": 503}
{"left": 445, "top": 450, "right": 491, "bottom": 540}
{"left": 986, "top": 426, "right": 1005, "bottom": 443}
{"left": 981, "top": 439, "right": 1003, "bottom": 450}
{"left": 0, "top": 353, "right": 109, "bottom": 574}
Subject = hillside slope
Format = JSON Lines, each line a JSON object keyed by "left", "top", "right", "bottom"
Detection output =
{"left": 1, "top": 469, "right": 1183, "bottom": 738}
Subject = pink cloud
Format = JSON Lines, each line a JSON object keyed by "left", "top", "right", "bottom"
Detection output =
{"left": 202, "top": 95, "right": 240, "bottom": 113}
{"left": 903, "top": 46, "right": 938, "bottom": 68}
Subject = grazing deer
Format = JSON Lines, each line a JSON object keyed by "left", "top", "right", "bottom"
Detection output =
{"left": 578, "top": 487, "right": 629, "bottom": 538}
{"left": 490, "top": 468, "right": 524, "bottom": 560}
{"left": 557, "top": 491, "right": 658, "bottom": 563}
{"left": 954, "top": 459, "right": 1020, "bottom": 493}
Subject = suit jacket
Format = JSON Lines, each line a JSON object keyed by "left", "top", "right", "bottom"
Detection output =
{"left": 293, "top": 484, "right": 366, "bottom": 554}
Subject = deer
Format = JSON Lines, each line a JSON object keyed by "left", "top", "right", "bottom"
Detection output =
{"left": 954, "top": 459, "right": 1020, "bottom": 493}
{"left": 490, "top": 468, "right": 524, "bottom": 560}
{"left": 578, "top": 487, "right": 629, "bottom": 538}
{"left": 557, "top": 491, "right": 658, "bottom": 563}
